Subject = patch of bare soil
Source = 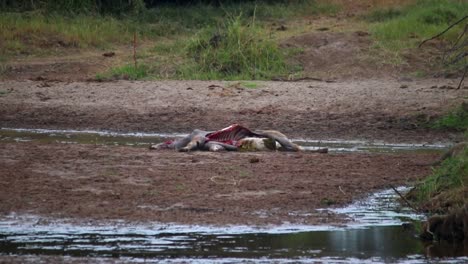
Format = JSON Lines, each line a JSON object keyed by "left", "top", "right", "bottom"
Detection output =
{"left": 1, "top": 50, "right": 122, "bottom": 82}
{"left": 282, "top": 30, "right": 447, "bottom": 80}
{"left": 0, "top": 142, "right": 438, "bottom": 225}
{"left": 283, "top": 31, "right": 383, "bottom": 80}
{"left": 325, "top": 0, "right": 417, "bottom": 16}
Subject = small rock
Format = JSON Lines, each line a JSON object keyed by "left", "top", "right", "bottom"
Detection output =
{"left": 400, "top": 84, "right": 409, "bottom": 89}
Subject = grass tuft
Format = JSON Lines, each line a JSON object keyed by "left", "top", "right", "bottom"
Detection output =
{"left": 96, "top": 64, "right": 149, "bottom": 81}
{"left": 409, "top": 146, "right": 467, "bottom": 213}
{"left": 431, "top": 103, "right": 468, "bottom": 132}
{"left": 178, "top": 14, "right": 288, "bottom": 80}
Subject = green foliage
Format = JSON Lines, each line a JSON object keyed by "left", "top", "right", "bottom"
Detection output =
{"left": 179, "top": 15, "right": 288, "bottom": 80}
{"left": 240, "top": 81, "right": 258, "bottom": 89}
{"left": 96, "top": 64, "right": 149, "bottom": 80}
{"left": 0, "top": 0, "right": 146, "bottom": 15}
{"left": 0, "top": 12, "right": 144, "bottom": 56}
{"left": 364, "top": 8, "right": 403, "bottom": 22}
{"left": 411, "top": 146, "right": 467, "bottom": 211}
{"left": 432, "top": 103, "right": 468, "bottom": 132}
{"left": 1, "top": 0, "right": 337, "bottom": 80}
{"left": 368, "top": 0, "right": 468, "bottom": 52}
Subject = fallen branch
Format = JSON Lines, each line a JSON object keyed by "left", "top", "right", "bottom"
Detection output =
{"left": 457, "top": 66, "right": 467, "bottom": 89}
{"left": 390, "top": 185, "right": 424, "bottom": 215}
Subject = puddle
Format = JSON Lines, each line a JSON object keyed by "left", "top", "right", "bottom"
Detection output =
{"left": 1, "top": 188, "right": 466, "bottom": 263}
{"left": 0, "top": 128, "right": 449, "bottom": 153}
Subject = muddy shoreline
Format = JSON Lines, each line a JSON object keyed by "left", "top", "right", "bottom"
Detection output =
{"left": 0, "top": 141, "right": 438, "bottom": 226}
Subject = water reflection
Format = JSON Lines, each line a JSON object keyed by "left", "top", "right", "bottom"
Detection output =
{"left": 1, "top": 222, "right": 467, "bottom": 263}
{"left": 0, "top": 226, "right": 412, "bottom": 260}
{"left": 424, "top": 240, "right": 468, "bottom": 259}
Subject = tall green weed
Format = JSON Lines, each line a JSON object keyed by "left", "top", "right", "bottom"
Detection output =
{"left": 411, "top": 146, "right": 467, "bottom": 212}
{"left": 179, "top": 14, "right": 288, "bottom": 80}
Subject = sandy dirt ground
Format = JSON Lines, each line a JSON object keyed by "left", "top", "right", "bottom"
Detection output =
{"left": 0, "top": 142, "right": 438, "bottom": 225}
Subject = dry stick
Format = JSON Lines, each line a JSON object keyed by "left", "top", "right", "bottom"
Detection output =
{"left": 133, "top": 32, "right": 137, "bottom": 68}
{"left": 418, "top": 15, "right": 468, "bottom": 48}
{"left": 389, "top": 184, "right": 423, "bottom": 215}
{"left": 339, "top": 186, "right": 346, "bottom": 195}
{"left": 445, "top": 24, "right": 467, "bottom": 54}
{"left": 442, "top": 25, "right": 467, "bottom": 62}
{"left": 457, "top": 66, "right": 467, "bottom": 89}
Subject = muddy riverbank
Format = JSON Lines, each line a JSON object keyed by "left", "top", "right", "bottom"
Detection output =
{"left": 0, "top": 141, "right": 438, "bottom": 225}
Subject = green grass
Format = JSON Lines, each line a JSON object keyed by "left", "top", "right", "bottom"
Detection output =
{"left": 96, "top": 64, "right": 149, "bottom": 81}
{"left": 240, "top": 81, "right": 259, "bottom": 89}
{"left": 1, "top": 0, "right": 337, "bottom": 80}
{"left": 177, "top": 14, "right": 289, "bottom": 80}
{"left": 431, "top": 103, "right": 468, "bottom": 132}
{"left": 410, "top": 146, "right": 467, "bottom": 213}
{"left": 367, "top": 0, "right": 468, "bottom": 57}
{"left": 0, "top": 12, "right": 143, "bottom": 56}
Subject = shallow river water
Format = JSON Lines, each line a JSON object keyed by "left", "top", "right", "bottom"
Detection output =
{"left": 1, "top": 188, "right": 466, "bottom": 263}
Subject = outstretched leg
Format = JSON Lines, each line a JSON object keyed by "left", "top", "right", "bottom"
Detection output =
{"left": 150, "top": 129, "right": 210, "bottom": 151}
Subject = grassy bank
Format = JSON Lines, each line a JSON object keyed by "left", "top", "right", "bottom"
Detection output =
{"left": 0, "top": 13, "right": 141, "bottom": 56}
{"left": 366, "top": 0, "right": 467, "bottom": 66}
{"left": 0, "top": 1, "right": 338, "bottom": 80}
{"left": 368, "top": 0, "right": 467, "bottom": 49}
{"left": 431, "top": 103, "right": 468, "bottom": 132}
{"left": 408, "top": 142, "right": 467, "bottom": 214}
{"left": 408, "top": 103, "right": 467, "bottom": 214}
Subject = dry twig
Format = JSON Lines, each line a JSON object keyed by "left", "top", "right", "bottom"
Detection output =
{"left": 418, "top": 15, "right": 467, "bottom": 48}
{"left": 390, "top": 185, "right": 423, "bottom": 215}
{"left": 419, "top": 15, "right": 467, "bottom": 89}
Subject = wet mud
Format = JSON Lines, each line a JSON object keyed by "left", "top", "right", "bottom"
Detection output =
{"left": 0, "top": 140, "right": 438, "bottom": 226}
